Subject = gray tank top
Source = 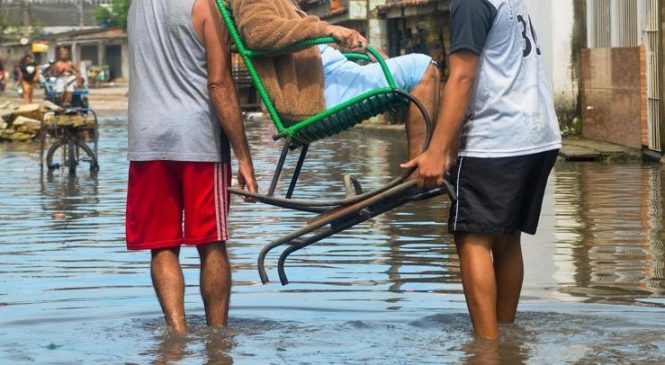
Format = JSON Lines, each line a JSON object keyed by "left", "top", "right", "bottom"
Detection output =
{"left": 127, "top": 0, "right": 230, "bottom": 162}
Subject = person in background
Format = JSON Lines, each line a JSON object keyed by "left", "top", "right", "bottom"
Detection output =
{"left": 52, "top": 48, "right": 81, "bottom": 106}
{"left": 126, "top": 0, "right": 257, "bottom": 334}
{"left": 402, "top": 0, "right": 562, "bottom": 339}
{"left": 0, "top": 57, "right": 6, "bottom": 92}
{"left": 18, "top": 54, "right": 39, "bottom": 103}
{"left": 13, "top": 64, "right": 21, "bottom": 93}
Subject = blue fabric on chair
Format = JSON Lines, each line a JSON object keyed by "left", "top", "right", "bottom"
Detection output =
{"left": 320, "top": 45, "right": 432, "bottom": 108}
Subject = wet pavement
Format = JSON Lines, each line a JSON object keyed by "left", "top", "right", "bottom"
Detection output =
{"left": 0, "top": 115, "right": 664, "bottom": 364}
{"left": 558, "top": 137, "right": 642, "bottom": 162}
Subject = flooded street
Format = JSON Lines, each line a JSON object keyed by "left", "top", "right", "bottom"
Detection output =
{"left": 1, "top": 116, "right": 664, "bottom": 364}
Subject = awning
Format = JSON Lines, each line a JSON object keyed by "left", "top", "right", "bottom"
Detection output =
{"left": 377, "top": 0, "right": 451, "bottom": 19}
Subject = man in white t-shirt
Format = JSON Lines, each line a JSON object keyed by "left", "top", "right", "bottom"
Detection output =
{"left": 402, "top": 0, "right": 561, "bottom": 339}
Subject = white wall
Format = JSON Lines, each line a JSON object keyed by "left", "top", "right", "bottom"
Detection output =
{"left": 525, "top": 0, "right": 579, "bottom": 120}
{"left": 368, "top": 0, "right": 388, "bottom": 52}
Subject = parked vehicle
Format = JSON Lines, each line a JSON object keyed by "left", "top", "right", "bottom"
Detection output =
{"left": 39, "top": 61, "right": 99, "bottom": 175}
{"left": 43, "top": 108, "right": 99, "bottom": 175}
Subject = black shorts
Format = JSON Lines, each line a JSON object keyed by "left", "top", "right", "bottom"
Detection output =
{"left": 448, "top": 149, "right": 559, "bottom": 235}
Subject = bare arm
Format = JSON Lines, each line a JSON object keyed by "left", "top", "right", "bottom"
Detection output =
{"left": 401, "top": 50, "right": 479, "bottom": 189}
{"left": 70, "top": 62, "right": 82, "bottom": 85}
{"left": 195, "top": 0, "right": 257, "bottom": 194}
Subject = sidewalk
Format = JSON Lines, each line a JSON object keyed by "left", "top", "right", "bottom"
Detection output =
{"left": 0, "top": 87, "right": 128, "bottom": 116}
{"left": 87, "top": 86, "right": 128, "bottom": 115}
{"left": 560, "top": 137, "right": 643, "bottom": 162}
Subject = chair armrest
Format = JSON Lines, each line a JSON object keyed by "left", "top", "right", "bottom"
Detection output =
{"left": 245, "top": 36, "right": 338, "bottom": 57}
{"left": 342, "top": 52, "right": 372, "bottom": 63}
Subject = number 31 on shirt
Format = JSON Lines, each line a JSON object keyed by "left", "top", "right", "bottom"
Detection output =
{"left": 517, "top": 14, "right": 541, "bottom": 57}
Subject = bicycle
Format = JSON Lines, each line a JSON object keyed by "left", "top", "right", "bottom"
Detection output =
{"left": 44, "top": 109, "right": 99, "bottom": 175}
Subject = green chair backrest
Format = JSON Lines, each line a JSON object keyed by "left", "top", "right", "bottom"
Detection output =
{"left": 216, "top": 1, "right": 287, "bottom": 132}
{"left": 215, "top": 1, "right": 404, "bottom": 142}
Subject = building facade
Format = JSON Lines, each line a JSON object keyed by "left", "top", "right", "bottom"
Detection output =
{"left": 45, "top": 27, "right": 128, "bottom": 82}
{"left": 304, "top": 0, "right": 391, "bottom": 51}
{"left": 524, "top": 0, "right": 584, "bottom": 129}
{"left": 374, "top": 0, "right": 582, "bottom": 128}
{"left": 583, "top": 0, "right": 663, "bottom": 155}
{"left": 0, "top": 27, "right": 128, "bottom": 83}
{"left": 0, "top": 0, "right": 113, "bottom": 27}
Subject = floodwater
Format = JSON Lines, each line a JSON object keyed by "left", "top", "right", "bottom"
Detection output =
{"left": 0, "top": 116, "right": 664, "bottom": 364}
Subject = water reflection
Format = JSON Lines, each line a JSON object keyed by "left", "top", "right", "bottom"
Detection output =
{"left": 553, "top": 163, "right": 665, "bottom": 303}
{"left": 462, "top": 336, "right": 530, "bottom": 365}
{"left": 132, "top": 316, "right": 236, "bottom": 365}
{"left": 40, "top": 172, "right": 100, "bottom": 222}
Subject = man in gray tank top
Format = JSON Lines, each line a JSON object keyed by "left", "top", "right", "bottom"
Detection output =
{"left": 126, "top": 0, "right": 257, "bottom": 334}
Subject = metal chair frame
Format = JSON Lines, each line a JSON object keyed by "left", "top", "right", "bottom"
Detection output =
{"left": 216, "top": 2, "right": 455, "bottom": 284}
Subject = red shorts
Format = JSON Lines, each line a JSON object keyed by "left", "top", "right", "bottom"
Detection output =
{"left": 125, "top": 161, "right": 231, "bottom": 250}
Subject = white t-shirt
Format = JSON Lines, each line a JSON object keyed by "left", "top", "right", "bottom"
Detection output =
{"left": 450, "top": 0, "right": 562, "bottom": 158}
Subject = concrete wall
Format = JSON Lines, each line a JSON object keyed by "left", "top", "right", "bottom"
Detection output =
{"left": 581, "top": 47, "right": 647, "bottom": 149}
{"left": 524, "top": 0, "right": 582, "bottom": 126}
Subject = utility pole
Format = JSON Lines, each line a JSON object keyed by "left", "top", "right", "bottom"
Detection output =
{"left": 22, "top": 0, "right": 29, "bottom": 28}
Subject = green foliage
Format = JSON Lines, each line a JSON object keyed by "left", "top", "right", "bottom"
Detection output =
{"left": 94, "top": 0, "right": 131, "bottom": 29}
{"left": 561, "top": 116, "right": 582, "bottom": 138}
{"left": 0, "top": 12, "right": 10, "bottom": 43}
{"left": 0, "top": 11, "right": 42, "bottom": 44}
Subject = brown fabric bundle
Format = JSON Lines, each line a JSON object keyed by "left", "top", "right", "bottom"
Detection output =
{"left": 230, "top": 0, "right": 331, "bottom": 122}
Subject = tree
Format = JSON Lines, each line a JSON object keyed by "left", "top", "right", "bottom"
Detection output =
{"left": 94, "top": 0, "right": 131, "bottom": 29}
{"left": 0, "top": 11, "right": 10, "bottom": 44}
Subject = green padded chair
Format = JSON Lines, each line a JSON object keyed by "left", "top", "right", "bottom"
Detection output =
{"left": 215, "top": 2, "right": 456, "bottom": 285}
{"left": 215, "top": 1, "right": 435, "bottom": 208}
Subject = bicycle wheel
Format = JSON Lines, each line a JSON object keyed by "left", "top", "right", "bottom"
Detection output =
{"left": 67, "top": 138, "right": 78, "bottom": 175}
{"left": 45, "top": 139, "right": 99, "bottom": 174}
{"left": 74, "top": 140, "right": 99, "bottom": 173}
{"left": 45, "top": 139, "right": 66, "bottom": 170}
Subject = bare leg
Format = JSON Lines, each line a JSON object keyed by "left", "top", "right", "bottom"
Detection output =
{"left": 406, "top": 64, "right": 440, "bottom": 159}
{"left": 22, "top": 81, "right": 32, "bottom": 103}
{"left": 30, "top": 82, "right": 36, "bottom": 103}
{"left": 151, "top": 246, "right": 187, "bottom": 334}
{"left": 27, "top": 82, "right": 34, "bottom": 103}
{"left": 492, "top": 232, "right": 523, "bottom": 323}
{"left": 63, "top": 91, "right": 72, "bottom": 106}
{"left": 197, "top": 242, "right": 232, "bottom": 327}
{"left": 455, "top": 232, "right": 499, "bottom": 340}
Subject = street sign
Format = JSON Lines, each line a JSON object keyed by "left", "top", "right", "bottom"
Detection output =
{"left": 32, "top": 42, "right": 49, "bottom": 53}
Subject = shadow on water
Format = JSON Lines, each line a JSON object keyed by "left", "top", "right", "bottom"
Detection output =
{"left": 0, "top": 116, "right": 664, "bottom": 363}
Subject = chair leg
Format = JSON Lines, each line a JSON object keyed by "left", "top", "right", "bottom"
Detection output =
{"left": 268, "top": 138, "right": 291, "bottom": 196}
{"left": 277, "top": 214, "right": 368, "bottom": 285}
{"left": 257, "top": 180, "right": 417, "bottom": 284}
{"left": 286, "top": 144, "right": 309, "bottom": 199}
{"left": 277, "top": 183, "right": 416, "bottom": 285}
